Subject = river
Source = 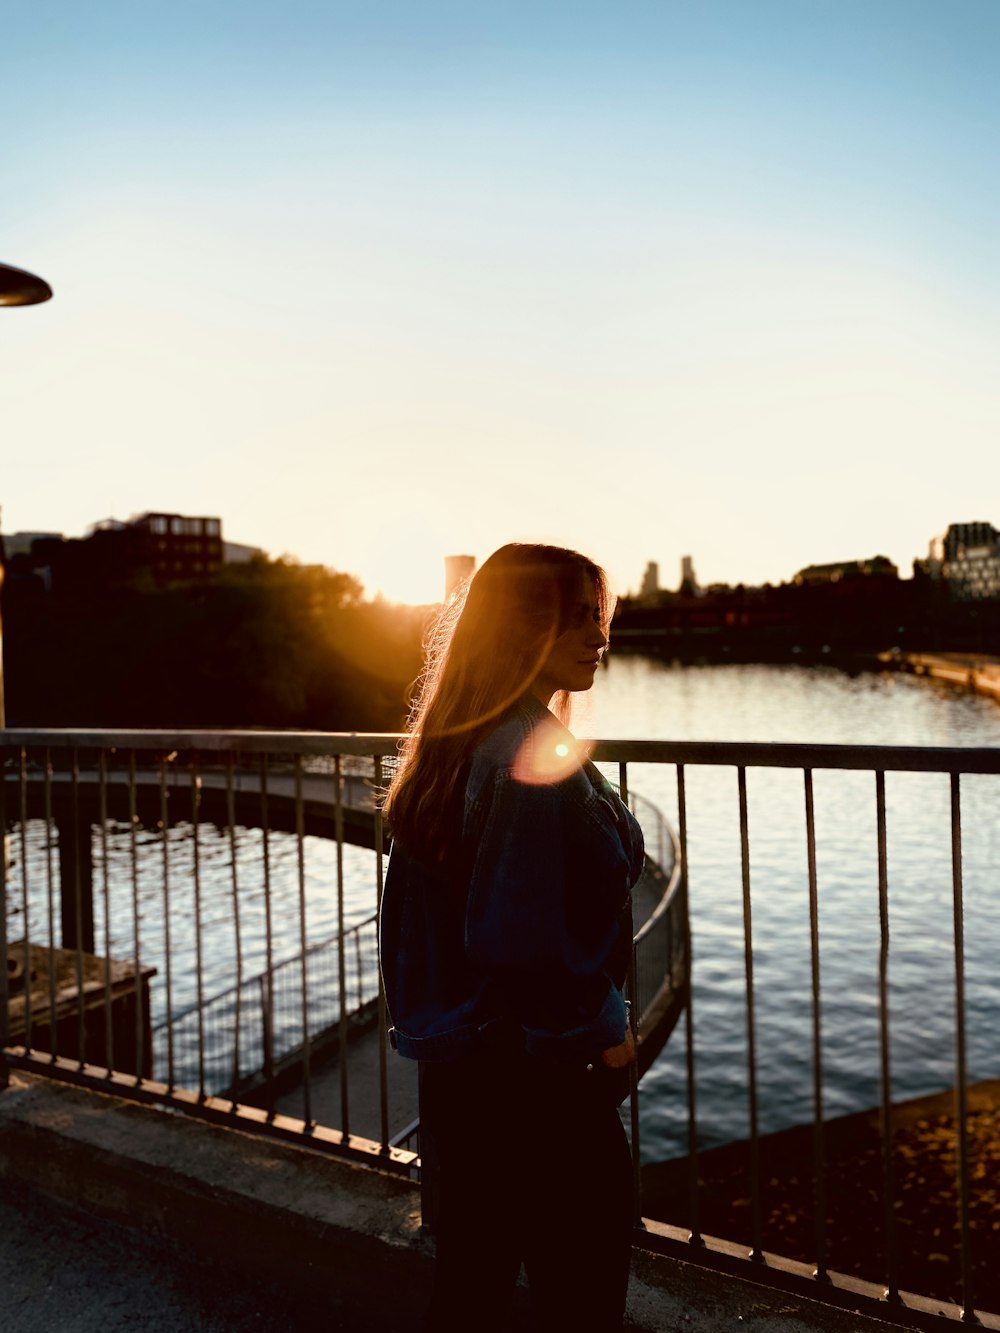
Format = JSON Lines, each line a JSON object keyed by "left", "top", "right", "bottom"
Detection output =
{"left": 584, "top": 655, "right": 1000, "bottom": 1160}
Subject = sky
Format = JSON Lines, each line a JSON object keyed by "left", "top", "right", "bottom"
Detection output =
{"left": 3, "top": 1, "right": 999, "bottom": 605}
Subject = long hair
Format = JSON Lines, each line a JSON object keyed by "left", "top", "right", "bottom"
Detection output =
{"left": 383, "top": 543, "right": 611, "bottom": 864}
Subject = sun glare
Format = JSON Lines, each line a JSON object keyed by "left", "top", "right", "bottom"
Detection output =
{"left": 368, "top": 546, "right": 449, "bottom": 607}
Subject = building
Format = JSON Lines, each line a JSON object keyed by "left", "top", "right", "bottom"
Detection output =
{"left": 793, "top": 555, "right": 898, "bottom": 586}
{"left": 5, "top": 512, "right": 225, "bottom": 594}
{"left": 223, "top": 540, "right": 265, "bottom": 564}
{"left": 126, "top": 513, "right": 223, "bottom": 583}
{"left": 2, "top": 530, "right": 63, "bottom": 559}
{"left": 927, "top": 521, "right": 1000, "bottom": 600}
{"left": 679, "top": 555, "right": 698, "bottom": 595}
{"left": 639, "top": 561, "right": 659, "bottom": 599}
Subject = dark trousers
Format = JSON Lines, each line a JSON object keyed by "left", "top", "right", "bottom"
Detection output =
{"left": 419, "top": 1040, "right": 634, "bottom": 1332}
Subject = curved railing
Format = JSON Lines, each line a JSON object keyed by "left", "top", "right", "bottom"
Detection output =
{"left": 628, "top": 789, "right": 686, "bottom": 1069}
{"left": 151, "top": 913, "right": 380, "bottom": 1101}
{"left": 147, "top": 779, "right": 685, "bottom": 1100}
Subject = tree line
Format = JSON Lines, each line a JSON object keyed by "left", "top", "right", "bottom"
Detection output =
{"left": 3, "top": 556, "right": 429, "bottom": 731}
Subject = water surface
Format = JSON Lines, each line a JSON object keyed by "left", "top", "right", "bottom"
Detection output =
{"left": 585, "top": 657, "right": 1000, "bottom": 1159}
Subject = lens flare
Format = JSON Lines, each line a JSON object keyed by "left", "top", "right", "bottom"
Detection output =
{"left": 512, "top": 717, "right": 590, "bottom": 785}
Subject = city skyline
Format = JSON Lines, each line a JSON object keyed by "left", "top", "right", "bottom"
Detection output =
{"left": 4, "top": 503, "right": 987, "bottom": 603}
{"left": 3, "top": 1, "right": 999, "bottom": 604}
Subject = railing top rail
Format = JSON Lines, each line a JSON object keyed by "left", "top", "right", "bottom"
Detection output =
{"left": 586, "top": 738, "right": 1000, "bottom": 773}
{"left": 3, "top": 728, "right": 1000, "bottom": 773}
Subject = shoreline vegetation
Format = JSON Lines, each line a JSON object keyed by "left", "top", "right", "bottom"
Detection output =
{"left": 2, "top": 555, "right": 430, "bottom": 731}
{"left": 612, "top": 577, "right": 1000, "bottom": 670}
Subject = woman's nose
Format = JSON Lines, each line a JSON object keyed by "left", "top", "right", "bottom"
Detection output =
{"left": 587, "top": 622, "right": 609, "bottom": 649}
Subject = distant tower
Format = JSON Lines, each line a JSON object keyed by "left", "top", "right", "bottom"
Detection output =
{"left": 680, "top": 555, "right": 698, "bottom": 595}
{"left": 640, "top": 561, "right": 659, "bottom": 598}
{"left": 444, "top": 554, "right": 475, "bottom": 600}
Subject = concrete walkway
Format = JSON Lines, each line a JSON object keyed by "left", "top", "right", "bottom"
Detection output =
{"left": 0, "top": 1071, "right": 920, "bottom": 1333}
{"left": 0, "top": 1178, "right": 337, "bottom": 1332}
{"left": 274, "top": 1025, "right": 420, "bottom": 1144}
{"left": 1, "top": 1178, "right": 911, "bottom": 1333}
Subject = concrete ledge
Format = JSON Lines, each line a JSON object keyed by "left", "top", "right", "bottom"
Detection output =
{"left": 0, "top": 1072, "right": 920, "bottom": 1331}
{"left": 0, "top": 1072, "right": 433, "bottom": 1331}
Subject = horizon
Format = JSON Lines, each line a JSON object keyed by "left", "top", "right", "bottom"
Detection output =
{"left": 3, "top": 1, "right": 999, "bottom": 604}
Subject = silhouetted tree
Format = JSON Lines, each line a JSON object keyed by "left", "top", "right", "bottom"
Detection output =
{"left": 3, "top": 555, "right": 428, "bottom": 730}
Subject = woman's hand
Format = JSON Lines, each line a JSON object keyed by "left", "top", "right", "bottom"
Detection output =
{"left": 599, "top": 1026, "right": 635, "bottom": 1069}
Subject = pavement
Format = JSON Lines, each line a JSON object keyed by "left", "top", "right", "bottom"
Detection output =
{"left": 0, "top": 1178, "right": 336, "bottom": 1333}
{"left": 0, "top": 1071, "right": 923, "bottom": 1333}
{"left": 1, "top": 1178, "right": 915, "bottom": 1333}
{"left": 274, "top": 1024, "right": 419, "bottom": 1143}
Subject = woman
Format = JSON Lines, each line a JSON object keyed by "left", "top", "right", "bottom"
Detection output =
{"left": 380, "top": 543, "right": 645, "bottom": 1331}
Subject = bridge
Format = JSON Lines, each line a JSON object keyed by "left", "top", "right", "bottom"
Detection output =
{"left": 3, "top": 726, "right": 999, "bottom": 1328}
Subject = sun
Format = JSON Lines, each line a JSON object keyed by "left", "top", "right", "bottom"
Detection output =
{"left": 366, "top": 547, "right": 452, "bottom": 607}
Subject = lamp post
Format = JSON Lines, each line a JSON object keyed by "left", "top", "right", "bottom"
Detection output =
{"left": 1, "top": 263, "right": 52, "bottom": 1082}
{"left": 0, "top": 262, "right": 52, "bottom": 727}
{"left": 0, "top": 263, "right": 53, "bottom": 309}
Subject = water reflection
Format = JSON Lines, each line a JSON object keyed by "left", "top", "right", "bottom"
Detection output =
{"left": 588, "top": 658, "right": 1000, "bottom": 1159}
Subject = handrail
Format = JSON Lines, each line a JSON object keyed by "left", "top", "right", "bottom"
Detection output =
{"left": 151, "top": 912, "right": 378, "bottom": 1031}
{"left": 4, "top": 728, "right": 1000, "bottom": 773}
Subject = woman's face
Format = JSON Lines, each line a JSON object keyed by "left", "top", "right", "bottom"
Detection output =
{"left": 531, "top": 573, "right": 609, "bottom": 702}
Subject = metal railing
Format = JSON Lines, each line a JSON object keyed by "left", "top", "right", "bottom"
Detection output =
{"left": 2, "top": 728, "right": 999, "bottom": 1329}
{"left": 151, "top": 912, "right": 379, "bottom": 1103}
{"left": 0, "top": 731, "right": 415, "bottom": 1172}
{"left": 587, "top": 738, "right": 1000, "bottom": 1331}
{"left": 627, "top": 787, "right": 685, "bottom": 1060}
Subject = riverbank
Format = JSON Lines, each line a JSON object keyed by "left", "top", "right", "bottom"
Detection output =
{"left": 877, "top": 651, "right": 1000, "bottom": 704}
{"left": 642, "top": 1078, "right": 1000, "bottom": 1313}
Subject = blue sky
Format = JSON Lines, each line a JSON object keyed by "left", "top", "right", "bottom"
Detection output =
{"left": 3, "top": 1, "right": 999, "bottom": 602}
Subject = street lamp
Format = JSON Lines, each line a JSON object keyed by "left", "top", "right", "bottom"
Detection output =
{"left": 0, "top": 262, "right": 53, "bottom": 308}
{"left": 0, "top": 262, "right": 53, "bottom": 726}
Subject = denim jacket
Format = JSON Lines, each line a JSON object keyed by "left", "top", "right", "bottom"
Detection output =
{"left": 379, "top": 693, "right": 645, "bottom": 1063}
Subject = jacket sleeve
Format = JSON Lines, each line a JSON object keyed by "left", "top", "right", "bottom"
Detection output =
{"left": 463, "top": 767, "right": 637, "bottom": 1061}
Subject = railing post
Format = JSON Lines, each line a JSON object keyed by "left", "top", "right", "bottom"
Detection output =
{"left": 225, "top": 755, "right": 243, "bottom": 1106}
{"left": 259, "top": 753, "right": 275, "bottom": 1118}
{"left": 677, "top": 763, "right": 701, "bottom": 1246}
{"left": 55, "top": 800, "right": 95, "bottom": 954}
{"left": 259, "top": 974, "right": 273, "bottom": 1090}
{"left": 803, "top": 768, "right": 828, "bottom": 1282}
{"left": 737, "top": 766, "right": 762, "bottom": 1263}
{"left": 620, "top": 761, "right": 644, "bottom": 1226}
{"left": 950, "top": 772, "right": 975, "bottom": 1321}
{"left": 17, "top": 748, "right": 32, "bottom": 1052}
{"left": 334, "top": 754, "right": 349, "bottom": 1137}
{"left": 294, "top": 753, "right": 312, "bottom": 1126}
{"left": 875, "top": 769, "right": 899, "bottom": 1303}
{"left": 374, "top": 754, "right": 390, "bottom": 1152}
